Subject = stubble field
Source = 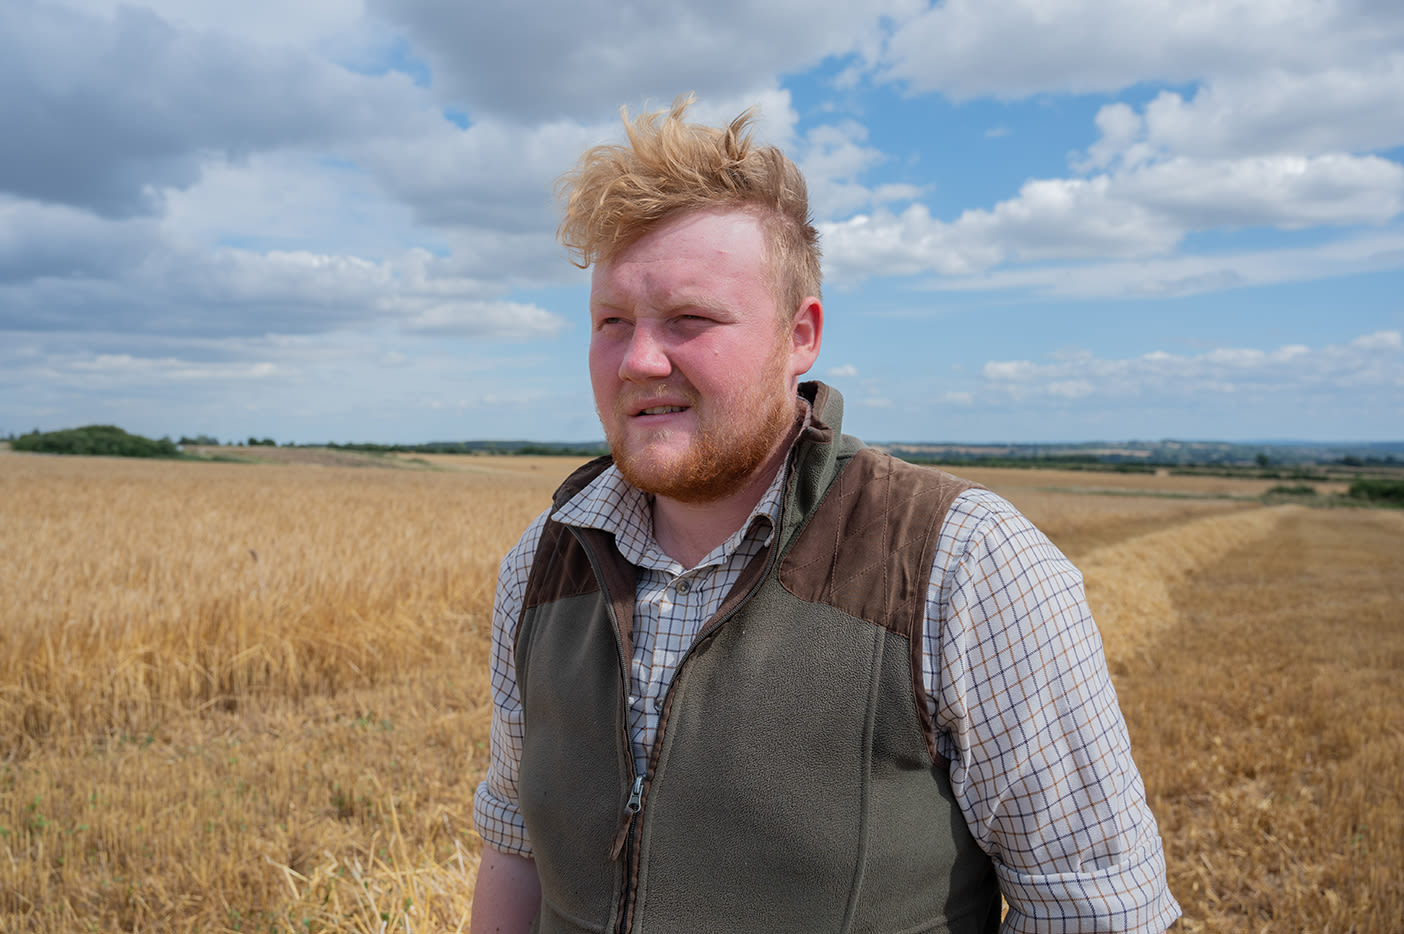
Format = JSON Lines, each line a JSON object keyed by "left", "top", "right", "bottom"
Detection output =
{"left": 1, "top": 451, "right": 1400, "bottom": 932}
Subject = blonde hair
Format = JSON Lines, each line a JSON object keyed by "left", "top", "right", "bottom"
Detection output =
{"left": 556, "top": 95, "right": 822, "bottom": 317}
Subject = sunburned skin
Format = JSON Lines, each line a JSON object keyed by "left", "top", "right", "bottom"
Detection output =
{"left": 587, "top": 207, "right": 822, "bottom": 564}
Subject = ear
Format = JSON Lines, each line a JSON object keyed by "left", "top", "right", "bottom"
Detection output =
{"left": 786, "top": 296, "right": 823, "bottom": 380}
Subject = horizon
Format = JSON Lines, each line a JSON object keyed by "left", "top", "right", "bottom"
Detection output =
{"left": 13, "top": 427, "right": 1404, "bottom": 454}
{"left": 2, "top": 1, "right": 1402, "bottom": 445}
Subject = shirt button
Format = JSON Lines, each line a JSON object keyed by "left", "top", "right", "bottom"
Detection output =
{"left": 675, "top": 579, "right": 691, "bottom": 595}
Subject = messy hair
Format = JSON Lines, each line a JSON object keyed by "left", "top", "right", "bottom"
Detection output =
{"left": 556, "top": 95, "right": 822, "bottom": 318}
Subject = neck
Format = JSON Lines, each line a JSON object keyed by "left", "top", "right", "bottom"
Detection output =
{"left": 650, "top": 441, "right": 790, "bottom": 570}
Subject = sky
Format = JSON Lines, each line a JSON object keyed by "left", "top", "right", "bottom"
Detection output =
{"left": 3, "top": 0, "right": 1402, "bottom": 446}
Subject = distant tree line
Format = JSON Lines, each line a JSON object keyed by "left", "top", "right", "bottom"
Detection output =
{"left": 321, "top": 440, "right": 609, "bottom": 457}
{"left": 898, "top": 453, "right": 1158, "bottom": 472}
{"left": 178, "top": 435, "right": 277, "bottom": 447}
{"left": 1349, "top": 478, "right": 1404, "bottom": 505}
{"left": 11, "top": 425, "right": 180, "bottom": 458}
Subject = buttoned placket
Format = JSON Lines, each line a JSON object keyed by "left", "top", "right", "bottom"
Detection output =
{"left": 627, "top": 563, "right": 714, "bottom": 776}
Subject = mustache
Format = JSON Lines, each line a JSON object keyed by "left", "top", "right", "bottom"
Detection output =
{"left": 614, "top": 384, "right": 699, "bottom": 415}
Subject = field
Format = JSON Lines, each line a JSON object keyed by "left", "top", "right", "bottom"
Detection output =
{"left": 1, "top": 450, "right": 1401, "bottom": 932}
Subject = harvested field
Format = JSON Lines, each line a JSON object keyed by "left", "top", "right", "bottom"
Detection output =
{"left": 941, "top": 464, "right": 1351, "bottom": 498}
{"left": 1, "top": 453, "right": 1399, "bottom": 932}
{"left": 1120, "top": 508, "right": 1404, "bottom": 932}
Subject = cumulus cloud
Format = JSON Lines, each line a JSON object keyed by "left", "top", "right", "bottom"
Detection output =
{"left": 1082, "top": 60, "right": 1404, "bottom": 167}
{"left": 0, "top": 199, "right": 161, "bottom": 283}
{"left": 401, "top": 300, "right": 568, "bottom": 339}
{"left": 800, "top": 121, "right": 925, "bottom": 220}
{"left": 976, "top": 330, "right": 1404, "bottom": 406}
{"left": 60, "top": 0, "right": 365, "bottom": 46}
{"left": 820, "top": 156, "right": 1404, "bottom": 283}
{"left": 368, "top": 0, "right": 912, "bottom": 122}
{"left": 919, "top": 230, "right": 1404, "bottom": 299}
{"left": 843, "top": 0, "right": 1404, "bottom": 292}
{"left": 1114, "top": 154, "right": 1404, "bottom": 230}
{"left": 0, "top": 0, "right": 433, "bottom": 218}
{"left": 880, "top": 0, "right": 1404, "bottom": 100}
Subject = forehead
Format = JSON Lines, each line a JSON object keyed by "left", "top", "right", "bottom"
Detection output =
{"left": 590, "top": 208, "right": 772, "bottom": 304}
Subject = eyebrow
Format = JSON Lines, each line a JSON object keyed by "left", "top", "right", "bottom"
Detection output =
{"left": 590, "top": 291, "right": 735, "bottom": 318}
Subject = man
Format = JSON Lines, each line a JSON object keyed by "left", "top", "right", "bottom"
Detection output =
{"left": 472, "top": 97, "right": 1181, "bottom": 934}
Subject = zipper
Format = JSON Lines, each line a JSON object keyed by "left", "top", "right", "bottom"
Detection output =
{"left": 572, "top": 470, "right": 795, "bottom": 934}
{"left": 609, "top": 773, "right": 645, "bottom": 860}
{"left": 613, "top": 532, "right": 786, "bottom": 934}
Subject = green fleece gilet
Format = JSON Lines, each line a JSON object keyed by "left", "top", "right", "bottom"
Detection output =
{"left": 515, "top": 382, "right": 1000, "bottom": 934}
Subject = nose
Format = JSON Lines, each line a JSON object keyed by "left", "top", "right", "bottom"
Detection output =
{"left": 618, "top": 321, "right": 673, "bottom": 382}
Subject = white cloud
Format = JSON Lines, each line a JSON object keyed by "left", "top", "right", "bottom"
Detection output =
{"left": 1115, "top": 154, "right": 1404, "bottom": 230}
{"left": 59, "top": 0, "right": 364, "bottom": 46}
{"left": 67, "top": 353, "right": 282, "bottom": 384}
{"left": 1047, "top": 379, "right": 1095, "bottom": 399}
{"left": 160, "top": 153, "right": 429, "bottom": 258}
{"left": 0, "top": 0, "right": 435, "bottom": 218}
{"left": 368, "top": 0, "right": 913, "bottom": 122}
{"left": 1352, "top": 330, "right": 1404, "bottom": 350}
{"left": 823, "top": 150, "right": 1404, "bottom": 284}
{"left": 820, "top": 177, "right": 1178, "bottom": 282}
{"left": 920, "top": 231, "right": 1404, "bottom": 300}
{"left": 880, "top": 0, "right": 1404, "bottom": 100}
{"left": 359, "top": 116, "right": 619, "bottom": 235}
{"left": 826, "top": 363, "right": 859, "bottom": 379}
{"left": 974, "top": 330, "right": 1404, "bottom": 406}
{"left": 1088, "top": 58, "right": 1404, "bottom": 165}
{"left": 0, "top": 198, "right": 161, "bottom": 283}
{"left": 402, "top": 300, "right": 567, "bottom": 339}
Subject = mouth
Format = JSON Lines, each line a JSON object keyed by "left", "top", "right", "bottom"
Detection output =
{"left": 636, "top": 405, "right": 688, "bottom": 417}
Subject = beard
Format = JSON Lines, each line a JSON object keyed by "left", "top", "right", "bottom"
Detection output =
{"left": 604, "top": 354, "right": 798, "bottom": 505}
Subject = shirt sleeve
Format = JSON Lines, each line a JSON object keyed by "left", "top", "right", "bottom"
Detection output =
{"left": 926, "top": 489, "right": 1181, "bottom": 933}
{"left": 472, "top": 508, "right": 551, "bottom": 858}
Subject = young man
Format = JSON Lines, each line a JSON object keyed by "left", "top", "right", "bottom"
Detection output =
{"left": 471, "top": 98, "right": 1181, "bottom": 934}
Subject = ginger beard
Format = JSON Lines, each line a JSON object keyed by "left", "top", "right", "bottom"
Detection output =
{"left": 602, "top": 335, "right": 797, "bottom": 505}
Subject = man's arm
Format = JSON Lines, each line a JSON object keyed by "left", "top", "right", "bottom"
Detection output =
{"left": 471, "top": 847, "right": 541, "bottom": 934}
{"left": 926, "top": 489, "right": 1181, "bottom": 933}
{"left": 472, "top": 512, "right": 551, "bottom": 933}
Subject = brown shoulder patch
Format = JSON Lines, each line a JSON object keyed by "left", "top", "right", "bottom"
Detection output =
{"left": 777, "top": 450, "right": 977, "bottom": 640}
{"left": 520, "top": 520, "right": 637, "bottom": 664}
{"left": 522, "top": 520, "right": 601, "bottom": 611}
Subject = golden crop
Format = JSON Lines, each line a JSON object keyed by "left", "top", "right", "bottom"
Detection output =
{"left": 1, "top": 452, "right": 1399, "bottom": 932}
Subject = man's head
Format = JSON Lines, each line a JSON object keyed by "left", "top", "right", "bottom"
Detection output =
{"left": 561, "top": 99, "right": 824, "bottom": 505}
{"left": 557, "top": 95, "right": 822, "bottom": 321}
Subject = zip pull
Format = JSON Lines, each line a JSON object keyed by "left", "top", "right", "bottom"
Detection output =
{"left": 625, "top": 774, "right": 645, "bottom": 814}
{"left": 610, "top": 772, "right": 647, "bottom": 860}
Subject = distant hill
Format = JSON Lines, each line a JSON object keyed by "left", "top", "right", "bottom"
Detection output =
{"left": 9, "top": 427, "right": 1400, "bottom": 472}
{"left": 314, "top": 439, "right": 611, "bottom": 457}
{"left": 878, "top": 439, "right": 1404, "bottom": 469}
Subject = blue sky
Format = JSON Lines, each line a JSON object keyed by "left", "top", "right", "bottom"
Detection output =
{"left": 2, "top": 0, "right": 1401, "bottom": 445}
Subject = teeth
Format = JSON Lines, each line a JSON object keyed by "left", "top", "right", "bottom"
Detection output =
{"left": 640, "top": 406, "right": 685, "bottom": 415}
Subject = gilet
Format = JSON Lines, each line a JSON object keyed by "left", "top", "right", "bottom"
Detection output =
{"left": 515, "top": 382, "right": 1001, "bottom": 934}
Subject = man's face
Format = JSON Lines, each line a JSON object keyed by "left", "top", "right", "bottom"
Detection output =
{"left": 588, "top": 208, "right": 820, "bottom": 503}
